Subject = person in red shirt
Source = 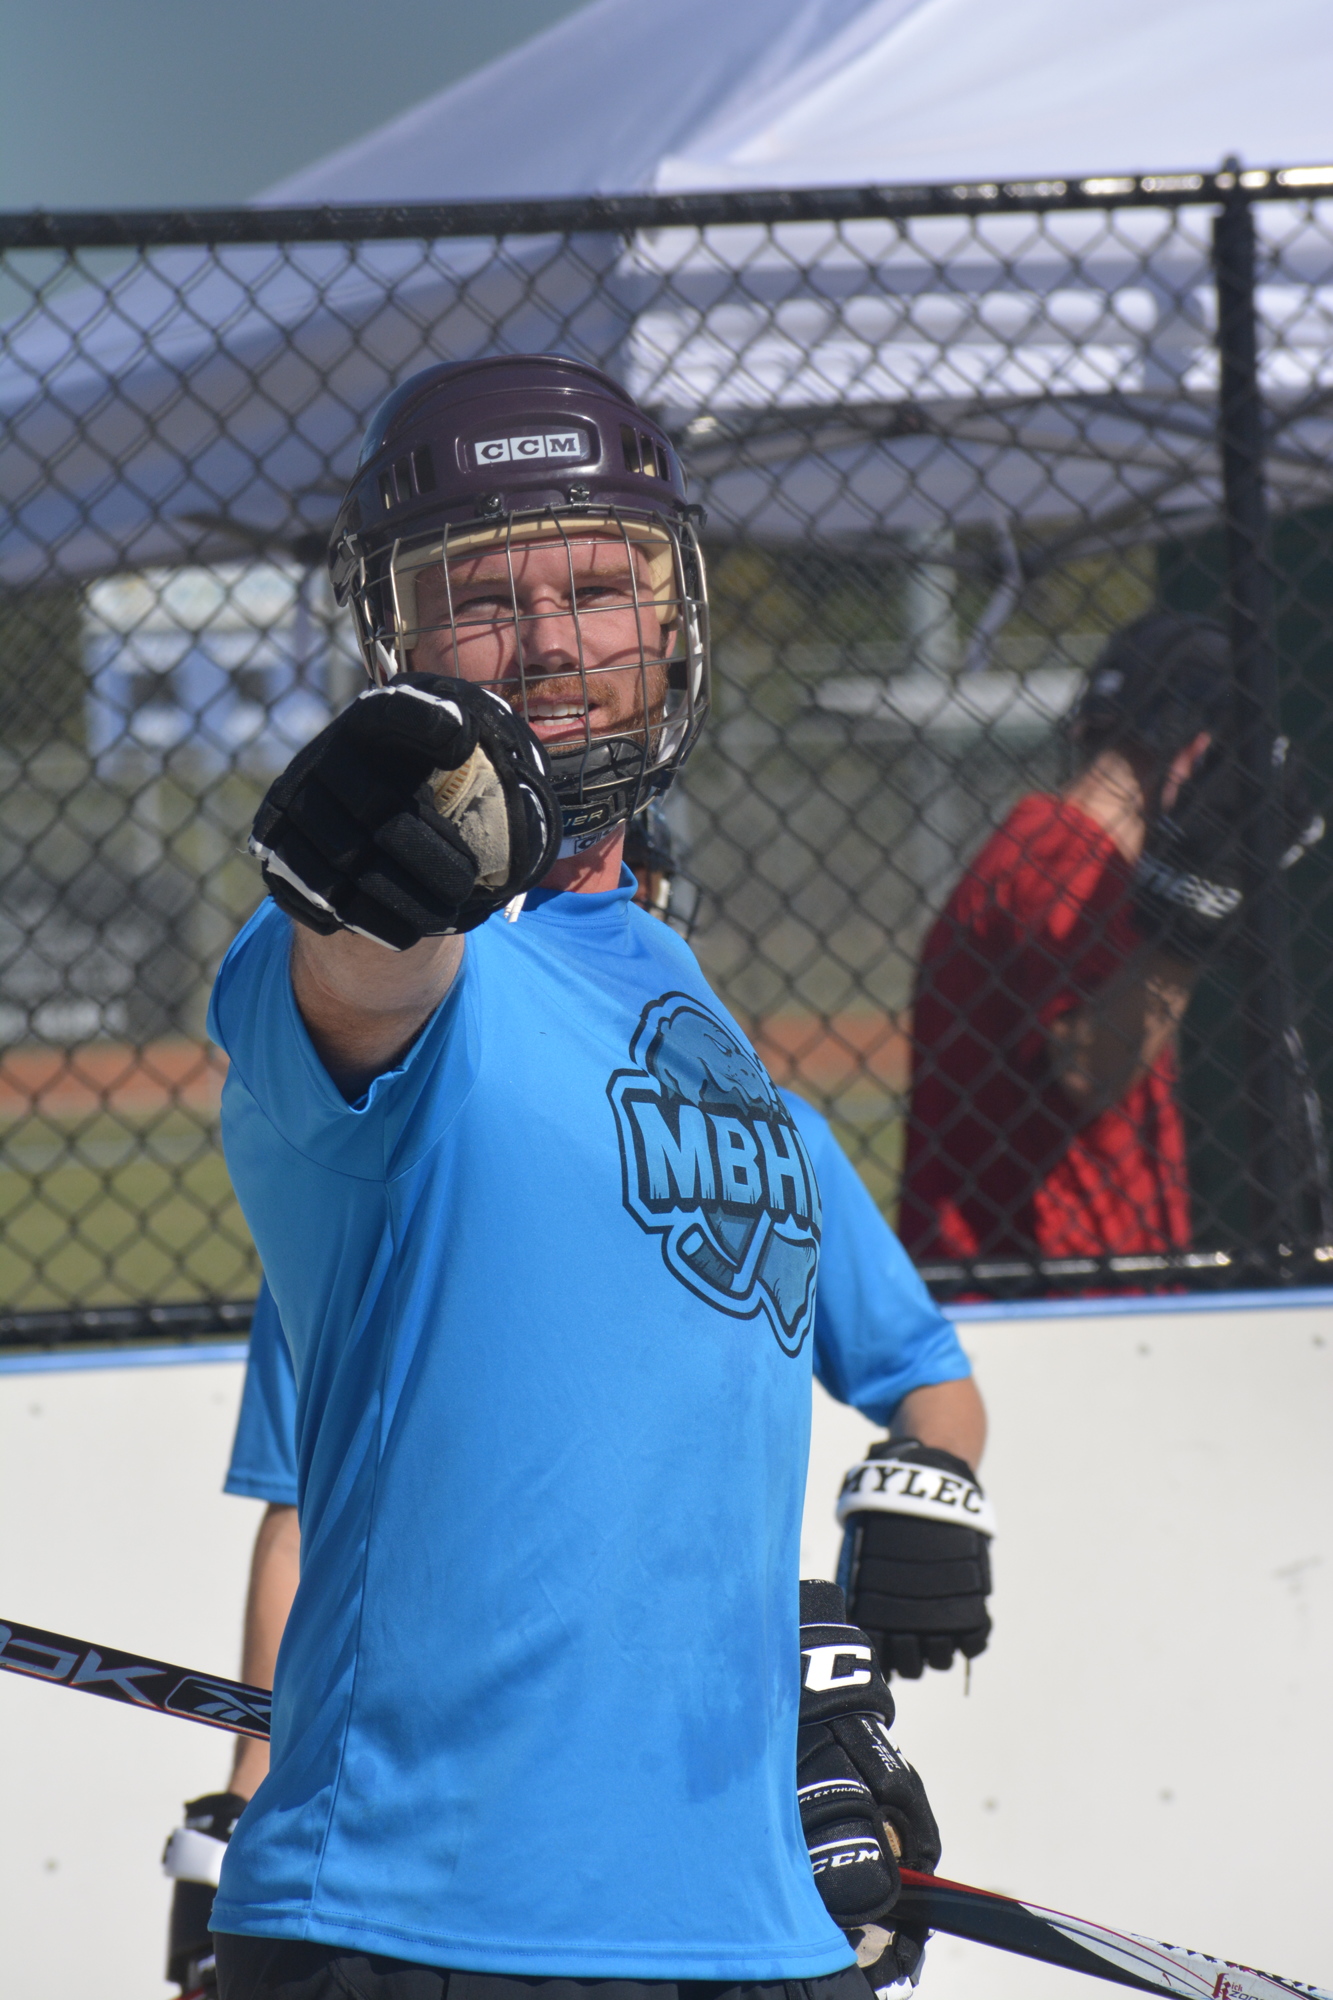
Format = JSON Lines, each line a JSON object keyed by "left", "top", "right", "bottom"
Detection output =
{"left": 900, "top": 614, "right": 1230, "bottom": 1269}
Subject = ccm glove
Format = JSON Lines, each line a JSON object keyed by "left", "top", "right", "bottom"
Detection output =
{"left": 1133, "top": 737, "right": 1325, "bottom": 963}
{"left": 838, "top": 1440, "right": 994, "bottom": 1681}
{"left": 162, "top": 1790, "right": 247, "bottom": 1995}
{"left": 250, "top": 675, "right": 562, "bottom": 950}
{"left": 798, "top": 1580, "right": 940, "bottom": 1994}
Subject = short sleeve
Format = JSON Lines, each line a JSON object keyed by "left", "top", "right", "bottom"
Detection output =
{"left": 782, "top": 1091, "right": 972, "bottom": 1424}
{"left": 207, "top": 898, "right": 477, "bottom": 1181}
{"left": 225, "top": 1278, "right": 300, "bottom": 1506}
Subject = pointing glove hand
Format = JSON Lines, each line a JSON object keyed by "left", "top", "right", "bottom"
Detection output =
{"left": 250, "top": 674, "right": 562, "bottom": 951}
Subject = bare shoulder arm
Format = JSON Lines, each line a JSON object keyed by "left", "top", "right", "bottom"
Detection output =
{"left": 290, "top": 925, "right": 464, "bottom": 1098}
{"left": 1047, "top": 945, "right": 1199, "bottom": 1120}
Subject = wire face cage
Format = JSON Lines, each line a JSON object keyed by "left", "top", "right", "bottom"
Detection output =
{"left": 342, "top": 506, "right": 710, "bottom": 844}
{"left": 4, "top": 165, "right": 1333, "bottom": 1342}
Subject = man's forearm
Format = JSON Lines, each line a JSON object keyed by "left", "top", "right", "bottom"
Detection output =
{"left": 291, "top": 925, "right": 463, "bottom": 1097}
{"left": 891, "top": 1375, "right": 987, "bottom": 1468}
{"left": 229, "top": 1503, "right": 300, "bottom": 1799}
{"left": 1048, "top": 945, "right": 1198, "bottom": 1117}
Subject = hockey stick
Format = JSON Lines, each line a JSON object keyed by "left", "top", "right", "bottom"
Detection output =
{"left": 2, "top": 1616, "right": 1328, "bottom": 2000}
{"left": 895, "top": 1869, "right": 1331, "bottom": 2000}
{"left": 0, "top": 1616, "right": 270, "bottom": 1738}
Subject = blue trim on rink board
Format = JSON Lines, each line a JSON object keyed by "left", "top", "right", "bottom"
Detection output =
{"left": 948, "top": 1285, "right": 1333, "bottom": 1322}
{"left": 2, "top": 1286, "right": 1331, "bottom": 1371}
{"left": 0, "top": 1341, "right": 250, "bottom": 1375}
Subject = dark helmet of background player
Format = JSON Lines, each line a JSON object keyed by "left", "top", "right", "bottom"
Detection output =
{"left": 1069, "top": 612, "right": 1232, "bottom": 765}
{"left": 327, "top": 354, "right": 710, "bottom": 844}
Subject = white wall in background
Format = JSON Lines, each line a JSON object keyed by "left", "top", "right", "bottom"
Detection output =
{"left": 2, "top": 1299, "right": 1331, "bottom": 2000}
{"left": 0, "top": 1355, "right": 257, "bottom": 2000}
{"left": 802, "top": 1302, "right": 1333, "bottom": 2000}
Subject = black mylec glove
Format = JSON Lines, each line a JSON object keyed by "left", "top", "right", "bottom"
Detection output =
{"left": 1133, "top": 737, "right": 1325, "bottom": 963}
{"left": 249, "top": 675, "right": 562, "bottom": 951}
{"left": 837, "top": 1440, "right": 994, "bottom": 1681}
{"left": 162, "top": 1790, "right": 247, "bottom": 1995}
{"left": 798, "top": 1580, "right": 940, "bottom": 1995}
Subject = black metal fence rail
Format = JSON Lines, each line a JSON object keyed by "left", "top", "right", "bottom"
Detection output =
{"left": 3, "top": 159, "right": 1332, "bottom": 246}
{"left": 4, "top": 164, "right": 1333, "bottom": 1345}
{"left": 0, "top": 1299, "right": 254, "bottom": 1349}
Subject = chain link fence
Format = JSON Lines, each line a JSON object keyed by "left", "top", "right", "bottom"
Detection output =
{"left": 4, "top": 167, "right": 1333, "bottom": 1341}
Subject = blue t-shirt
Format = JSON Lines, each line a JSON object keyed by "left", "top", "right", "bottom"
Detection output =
{"left": 208, "top": 878, "right": 966, "bottom": 1978}
{"left": 227, "top": 1116, "right": 969, "bottom": 1509}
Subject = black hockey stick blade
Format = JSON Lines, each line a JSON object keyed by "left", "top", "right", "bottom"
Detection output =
{"left": 0, "top": 1616, "right": 270, "bottom": 1739}
{"left": 896, "top": 1868, "right": 1332, "bottom": 2000}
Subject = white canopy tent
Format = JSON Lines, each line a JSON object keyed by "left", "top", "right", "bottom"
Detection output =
{"left": 2, "top": 0, "right": 1332, "bottom": 584}
{"left": 262, "top": 0, "right": 1333, "bottom": 202}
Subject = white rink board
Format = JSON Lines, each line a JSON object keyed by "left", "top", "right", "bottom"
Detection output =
{"left": 2, "top": 1298, "right": 1331, "bottom": 2000}
{"left": 802, "top": 1299, "right": 1333, "bottom": 2000}
{"left": 0, "top": 1354, "right": 259, "bottom": 2000}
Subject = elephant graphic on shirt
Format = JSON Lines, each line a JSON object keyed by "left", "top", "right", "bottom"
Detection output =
{"left": 608, "top": 992, "right": 821, "bottom": 1356}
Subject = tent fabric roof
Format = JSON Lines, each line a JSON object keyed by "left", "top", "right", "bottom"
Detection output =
{"left": 260, "top": 0, "right": 1333, "bottom": 207}
{"left": 8, "top": 0, "right": 1333, "bottom": 585}
{"left": 259, "top": 0, "right": 890, "bottom": 206}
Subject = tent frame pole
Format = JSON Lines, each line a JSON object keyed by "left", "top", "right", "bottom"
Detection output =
{"left": 1212, "top": 180, "right": 1301, "bottom": 1274}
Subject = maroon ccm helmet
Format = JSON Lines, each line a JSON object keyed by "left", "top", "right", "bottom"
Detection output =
{"left": 328, "top": 354, "right": 710, "bottom": 846}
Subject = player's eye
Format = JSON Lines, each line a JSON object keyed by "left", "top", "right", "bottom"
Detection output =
{"left": 451, "top": 591, "right": 513, "bottom": 620}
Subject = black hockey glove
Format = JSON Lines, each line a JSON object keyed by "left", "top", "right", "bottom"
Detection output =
{"left": 798, "top": 1580, "right": 940, "bottom": 1995}
{"left": 1132, "top": 738, "right": 1325, "bottom": 963}
{"left": 837, "top": 1440, "right": 994, "bottom": 1681}
{"left": 250, "top": 675, "right": 562, "bottom": 951}
{"left": 162, "top": 1790, "right": 247, "bottom": 1995}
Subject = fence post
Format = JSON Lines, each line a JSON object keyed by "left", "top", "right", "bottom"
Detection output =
{"left": 1211, "top": 181, "right": 1300, "bottom": 1274}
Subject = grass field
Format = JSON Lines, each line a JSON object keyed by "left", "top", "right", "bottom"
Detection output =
{"left": 828, "top": 1109, "right": 904, "bottom": 1219}
{"left": 0, "top": 1025, "right": 907, "bottom": 1315}
{"left": 0, "top": 1114, "right": 904, "bottom": 1313}
{"left": 0, "top": 1108, "right": 257, "bottom": 1312}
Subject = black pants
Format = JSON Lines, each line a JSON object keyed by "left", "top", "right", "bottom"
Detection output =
{"left": 214, "top": 1935, "right": 873, "bottom": 2000}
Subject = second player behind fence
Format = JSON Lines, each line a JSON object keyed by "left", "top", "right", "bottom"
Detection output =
{"left": 899, "top": 612, "right": 1325, "bottom": 1272}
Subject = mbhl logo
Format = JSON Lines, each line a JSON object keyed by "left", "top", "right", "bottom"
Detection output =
{"left": 608, "top": 993, "right": 821, "bottom": 1354}
{"left": 471, "top": 430, "right": 589, "bottom": 467}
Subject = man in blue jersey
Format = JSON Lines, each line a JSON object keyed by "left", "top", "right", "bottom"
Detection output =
{"left": 204, "top": 355, "right": 980, "bottom": 2000}
{"left": 166, "top": 817, "right": 990, "bottom": 1997}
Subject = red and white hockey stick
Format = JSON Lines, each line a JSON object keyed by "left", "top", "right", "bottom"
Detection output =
{"left": 894, "top": 1870, "right": 1331, "bottom": 2000}
{"left": 2, "top": 1616, "right": 1328, "bottom": 2000}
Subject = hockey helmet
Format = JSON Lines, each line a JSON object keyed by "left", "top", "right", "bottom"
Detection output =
{"left": 1070, "top": 612, "right": 1232, "bottom": 762}
{"left": 328, "top": 355, "right": 710, "bottom": 847}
